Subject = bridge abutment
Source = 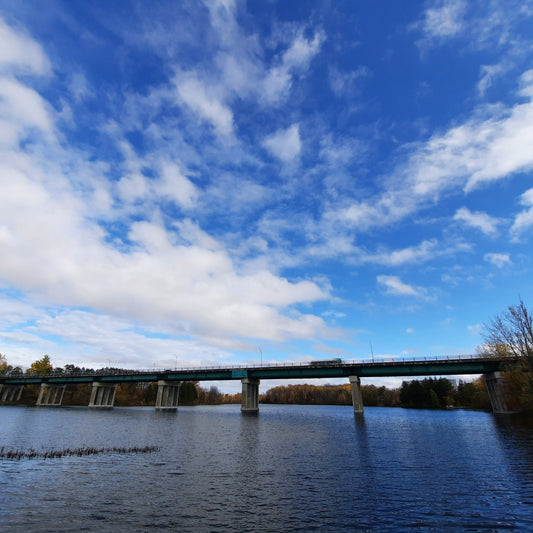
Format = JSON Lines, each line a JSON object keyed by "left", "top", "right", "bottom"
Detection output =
{"left": 155, "top": 381, "right": 181, "bottom": 411}
{"left": 483, "top": 372, "right": 520, "bottom": 414}
{"left": 241, "top": 378, "right": 260, "bottom": 414}
{"left": 349, "top": 376, "right": 364, "bottom": 413}
{"left": 0, "top": 384, "right": 24, "bottom": 403}
{"left": 89, "top": 382, "right": 117, "bottom": 408}
{"left": 36, "top": 384, "right": 66, "bottom": 406}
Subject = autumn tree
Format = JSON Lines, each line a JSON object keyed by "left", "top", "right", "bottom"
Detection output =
{"left": 27, "top": 355, "right": 53, "bottom": 374}
{"left": 0, "top": 353, "right": 7, "bottom": 374}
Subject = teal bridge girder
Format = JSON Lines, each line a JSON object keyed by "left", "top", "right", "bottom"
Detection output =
{"left": 0, "top": 355, "right": 516, "bottom": 386}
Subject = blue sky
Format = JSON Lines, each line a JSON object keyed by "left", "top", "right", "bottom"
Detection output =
{"left": 1, "top": 0, "right": 532, "bottom": 391}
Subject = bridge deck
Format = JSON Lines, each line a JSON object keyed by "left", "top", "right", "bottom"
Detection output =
{"left": 0, "top": 355, "right": 515, "bottom": 386}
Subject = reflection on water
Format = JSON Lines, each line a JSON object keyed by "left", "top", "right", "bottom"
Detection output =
{"left": 1, "top": 405, "right": 532, "bottom": 532}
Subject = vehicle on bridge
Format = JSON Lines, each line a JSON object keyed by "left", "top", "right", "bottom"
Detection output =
{"left": 309, "top": 358, "right": 343, "bottom": 367}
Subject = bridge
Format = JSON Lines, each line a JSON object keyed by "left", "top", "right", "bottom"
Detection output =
{"left": 0, "top": 355, "right": 518, "bottom": 414}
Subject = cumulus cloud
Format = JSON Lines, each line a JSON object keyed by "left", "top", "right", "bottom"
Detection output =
{"left": 453, "top": 207, "right": 500, "bottom": 235}
{"left": 0, "top": 78, "right": 54, "bottom": 144}
{"left": 0, "top": 19, "right": 335, "bottom": 354}
{"left": 263, "top": 124, "right": 301, "bottom": 162}
{"left": 0, "top": 18, "right": 51, "bottom": 76}
{"left": 0, "top": 161, "right": 332, "bottom": 343}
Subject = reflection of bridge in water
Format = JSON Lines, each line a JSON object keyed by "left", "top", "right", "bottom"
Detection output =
{"left": 0, "top": 355, "right": 518, "bottom": 414}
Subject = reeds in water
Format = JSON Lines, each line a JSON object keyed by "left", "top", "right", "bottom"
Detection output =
{"left": 0, "top": 445, "right": 159, "bottom": 460}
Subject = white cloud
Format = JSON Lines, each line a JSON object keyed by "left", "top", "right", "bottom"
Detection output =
{"left": 0, "top": 151, "right": 332, "bottom": 345}
{"left": 0, "top": 18, "right": 51, "bottom": 76}
{"left": 262, "top": 31, "right": 324, "bottom": 104}
{"left": 421, "top": 0, "right": 466, "bottom": 39}
{"left": 328, "top": 66, "right": 369, "bottom": 97}
{"left": 329, "top": 70, "right": 533, "bottom": 233}
{"left": 453, "top": 207, "right": 500, "bottom": 235}
{"left": 377, "top": 275, "right": 424, "bottom": 297}
{"left": 416, "top": 0, "right": 533, "bottom": 54}
{"left": 0, "top": 78, "right": 54, "bottom": 142}
{"left": 484, "top": 253, "right": 511, "bottom": 268}
{"left": 3, "top": 306, "right": 237, "bottom": 370}
{"left": 174, "top": 73, "right": 234, "bottom": 136}
{"left": 510, "top": 187, "right": 533, "bottom": 238}
{"left": 477, "top": 63, "right": 507, "bottom": 96}
{"left": 467, "top": 323, "right": 482, "bottom": 335}
{"left": 263, "top": 124, "right": 301, "bottom": 162}
{"left": 319, "top": 133, "right": 368, "bottom": 167}
{"left": 157, "top": 160, "right": 198, "bottom": 209}
{"left": 413, "top": 76, "right": 533, "bottom": 194}
{"left": 356, "top": 239, "right": 469, "bottom": 267}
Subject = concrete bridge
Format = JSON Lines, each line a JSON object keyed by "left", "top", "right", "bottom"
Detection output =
{"left": 0, "top": 355, "right": 518, "bottom": 414}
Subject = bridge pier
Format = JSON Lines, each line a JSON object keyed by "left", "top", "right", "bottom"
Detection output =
{"left": 155, "top": 381, "right": 181, "bottom": 411}
{"left": 0, "top": 384, "right": 24, "bottom": 403}
{"left": 88, "top": 382, "right": 117, "bottom": 408}
{"left": 483, "top": 372, "right": 520, "bottom": 414}
{"left": 36, "top": 384, "right": 66, "bottom": 406}
{"left": 349, "top": 376, "right": 364, "bottom": 413}
{"left": 241, "top": 378, "right": 260, "bottom": 414}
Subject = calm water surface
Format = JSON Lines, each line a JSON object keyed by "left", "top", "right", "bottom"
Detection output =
{"left": 1, "top": 405, "right": 532, "bottom": 532}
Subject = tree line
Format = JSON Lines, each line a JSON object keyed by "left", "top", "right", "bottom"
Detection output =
{"left": 261, "top": 377, "right": 491, "bottom": 410}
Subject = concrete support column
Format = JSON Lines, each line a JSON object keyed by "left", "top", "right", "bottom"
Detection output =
{"left": 484, "top": 372, "right": 519, "bottom": 414}
{"left": 241, "top": 378, "right": 260, "bottom": 414}
{"left": 36, "top": 384, "right": 66, "bottom": 406}
{"left": 89, "top": 382, "right": 117, "bottom": 408}
{"left": 349, "top": 376, "right": 364, "bottom": 414}
{"left": 15, "top": 384, "right": 23, "bottom": 401}
{"left": 0, "top": 384, "right": 24, "bottom": 403}
{"left": 155, "top": 381, "right": 181, "bottom": 411}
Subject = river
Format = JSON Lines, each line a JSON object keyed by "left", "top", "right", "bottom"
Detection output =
{"left": 1, "top": 404, "right": 532, "bottom": 532}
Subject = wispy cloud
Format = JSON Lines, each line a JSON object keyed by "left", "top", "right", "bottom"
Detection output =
{"left": 454, "top": 207, "right": 501, "bottom": 236}
{"left": 510, "top": 187, "right": 533, "bottom": 239}
{"left": 377, "top": 275, "right": 426, "bottom": 298}
{"left": 328, "top": 70, "right": 533, "bottom": 234}
{"left": 477, "top": 63, "right": 508, "bottom": 97}
{"left": 421, "top": 0, "right": 467, "bottom": 40}
{"left": 174, "top": 73, "right": 234, "bottom": 137}
{"left": 262, "top": 31, "right": 324, "bottom": 105}
{"left": 353, "top": 239, "right": 470, "bottom": 267}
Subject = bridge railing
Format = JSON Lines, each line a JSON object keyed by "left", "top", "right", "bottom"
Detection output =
{"left": 1, "top": 353, "right": 511, "bottom": 381}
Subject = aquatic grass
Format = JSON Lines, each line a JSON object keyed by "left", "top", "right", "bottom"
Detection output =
{"left": 0, "top": 445, "right": 160, "bottom": 460}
